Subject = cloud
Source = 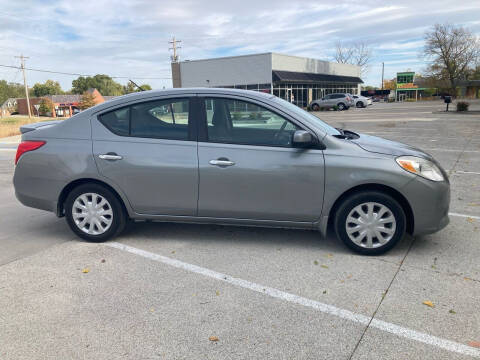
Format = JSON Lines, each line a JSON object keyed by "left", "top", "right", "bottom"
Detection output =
{"left": 0, "top": 0, "right": 479, "bottom": 89}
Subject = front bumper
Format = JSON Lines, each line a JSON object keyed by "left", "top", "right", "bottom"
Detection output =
{"left": 401, "top": 176, "right": 450, "bottom": 236}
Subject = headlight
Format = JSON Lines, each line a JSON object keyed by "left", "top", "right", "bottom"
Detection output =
{"left": 396, "top": 156, "right": 444, "bottom": 182}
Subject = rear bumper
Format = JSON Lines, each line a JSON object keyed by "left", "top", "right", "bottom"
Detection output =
{"left": 15, "top": 190, "right": 57, "bottom": 213}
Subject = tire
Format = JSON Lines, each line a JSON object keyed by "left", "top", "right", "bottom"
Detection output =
{"left": 65, "top": 183, "right": 127, "bottom": 242}
{"left": 337, "top": 103, "right": 346, "bottom": 111}
{"left": 311, "top": 103, "right": 320, "bottom": 111}
{"left": 334, "top": 191, "right": 406, "bottom": 255}
{"left": 356, "top": 102, "right": 364, "bottom": 108}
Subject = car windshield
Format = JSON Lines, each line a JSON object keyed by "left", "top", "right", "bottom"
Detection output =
{"left": 273, "top": 97, "right": 341, "bottom": 135}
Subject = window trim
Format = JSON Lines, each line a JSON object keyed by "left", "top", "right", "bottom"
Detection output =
{"left": 198, "top": 96, "right": 314, "bottom": 148}
{"left": 97, "top": 97, "right": 196, "bottom": 142}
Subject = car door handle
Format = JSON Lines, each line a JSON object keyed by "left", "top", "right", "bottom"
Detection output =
{"left": 209, "top": 159, "right": 235, "bottom": 167}
{"left": 99, "top": 153, "right": 123, "bottom": 161}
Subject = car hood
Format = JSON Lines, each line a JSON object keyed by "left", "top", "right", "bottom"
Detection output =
{"left": 351, "top": 133, "right": 432, "bottom": 159}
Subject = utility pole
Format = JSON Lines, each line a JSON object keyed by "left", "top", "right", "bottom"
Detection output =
{"left": 169, "top": 36, "right": 182, "bottom": 63}
{"left": 381, "top": 62, "right": 384, "bottom": 91}
{"left": 15, "top": 55, "right": 31, "bottom": 118}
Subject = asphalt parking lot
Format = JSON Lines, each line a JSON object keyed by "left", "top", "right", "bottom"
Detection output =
{"left": 1, "top": 100, "right": 479, "bottom": 359}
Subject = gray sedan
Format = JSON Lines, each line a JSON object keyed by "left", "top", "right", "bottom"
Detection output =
{"left": 13, "top": 88, "right": 450, "bottom": 255}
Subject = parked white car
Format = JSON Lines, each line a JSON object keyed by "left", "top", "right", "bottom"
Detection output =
{"left": 352, "top": 95, "right": 372, "bottom": 108}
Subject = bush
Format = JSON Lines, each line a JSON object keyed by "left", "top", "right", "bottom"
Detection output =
{"left": 456, "top": 101, "right": 469, "bottom": 112}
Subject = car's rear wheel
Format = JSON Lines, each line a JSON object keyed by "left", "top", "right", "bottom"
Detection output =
{"left": 334, "top": 191, "right": 406, "bottom": 255}
{"left": 65, "top": 183, "right": 127, "bottom": 242}
{"left": 337, "top": 103, "right": 346, "bottom": 110}
{"left": 311, "top": 103, "right": 320, "bottom": 111}
{"left": 356, "top": 102, "right": 365, "bottom": 108}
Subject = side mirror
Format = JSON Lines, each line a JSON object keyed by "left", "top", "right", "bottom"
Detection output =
{"left": 292, "top": 130, "right": 316, "bottom": 148}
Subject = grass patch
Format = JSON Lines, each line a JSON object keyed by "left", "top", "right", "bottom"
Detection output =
{"left": 0, "top": 116, "right": 63, "bottom": 138}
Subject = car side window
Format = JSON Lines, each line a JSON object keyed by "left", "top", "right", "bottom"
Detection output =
{"left": 98, "top": 107, "right": 130, "bottom": 136}
{"left": 204, "top": 98, "right": 300, "bottom": 147}
{"left": 131, "top": 98, "right": 189, "bottom": 140}
{"left": 98, "top": 98, "right": 190, "bottom": 140}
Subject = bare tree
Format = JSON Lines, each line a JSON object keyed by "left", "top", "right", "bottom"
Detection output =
{"left": 334, "top": 41, "right": 372, "bottom": 77}
{"left": 422, "top": 23, "right": 480, "bottom": 95}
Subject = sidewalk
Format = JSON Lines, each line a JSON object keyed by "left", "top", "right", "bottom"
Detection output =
{"left": 0, "top": 135, "right": 21, "bottom": 145}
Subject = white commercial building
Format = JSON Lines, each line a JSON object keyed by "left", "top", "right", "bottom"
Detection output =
{"left": 171, "top": 52, "right": 363, "bottom": 107}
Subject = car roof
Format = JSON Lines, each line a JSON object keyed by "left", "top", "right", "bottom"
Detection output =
{"left": 88, "top": 88, "right": 275, "bottom": 114}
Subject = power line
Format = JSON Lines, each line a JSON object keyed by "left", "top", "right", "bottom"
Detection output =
{"left": 0, "top": 64, "right": 171, "bottom": 79}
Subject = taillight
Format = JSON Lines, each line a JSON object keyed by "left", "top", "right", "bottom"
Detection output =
{"left": 15, "top": 140, "right": 46, "bottom": 165}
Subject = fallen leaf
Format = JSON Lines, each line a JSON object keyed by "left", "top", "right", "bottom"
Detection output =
{"left": 209, "top": 336, "right": 219, "bottom": 342}
{"left": 150, "top": 308, "right": 155, "bottom": 312}
{"left": 464, "top": 277, "right": 472, "bottom": 281}
{"left": 467, "top": 217, "right": 474, "bottom": 223}
{"left": 100, "top": 259, "right": 106, "bottom": 263}
{"left": 322, "top": 290, "right": 327, "bottom": 294}
{"left": 423, "top": 300, "right": 435, "bottom": 308}
{"left": 215, "top": 290, "right": 220, "bottom": 296}
{"left": 81, "top": 268, "right": 89, "bottom": 273}
{"left": 326, "top": 253, "right": 333, "bottom": 258}
{"left": 347, "top": 274, "right": 352, "bottom": 279}
{"left": 320, "top": 264, "right": 329, "bottom": 269}
{"left": 313, "top": 260, "right": 319, "bottom": 265}
{"left": 468, "top": 341, "right": 480, "bottom": 348}
{"left": 449, "top": 309, "right": 456, "bottom": 314}
{"left": 171, "top": 250, "right": 175, "bottom": 254}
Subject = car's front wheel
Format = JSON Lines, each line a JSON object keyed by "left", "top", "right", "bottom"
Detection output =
{"left": 337, "top": 103, "right": 346, "bottom": 110}
{"left": 65, "top": 183, "right": 127, "bottom": 242}
{"left": 334, "top": 191, "right": 406, "bottom": 255}
{"left": 311, "top": 103, "right": 320, "bottom": 111}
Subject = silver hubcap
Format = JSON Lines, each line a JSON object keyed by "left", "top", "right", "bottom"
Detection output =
{"left": 72, "top": 193, "right": 113, "bottom": 235}
{"left": 345, "top": 202, "right": 396, "bottom": 248}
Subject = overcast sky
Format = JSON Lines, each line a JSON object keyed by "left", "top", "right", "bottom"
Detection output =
{"left": 1, "top": 0, "right": 479, "bottom": 91}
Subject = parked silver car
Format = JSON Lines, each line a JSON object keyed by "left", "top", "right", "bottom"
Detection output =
{"left": 309, "top": 93, "right": 354, "bottom": 111}
{"left": 353, "top": 95, "right": 372, "bottom": 108}
{"left": 13, "top": 88, "right": 450, "bottom": 255}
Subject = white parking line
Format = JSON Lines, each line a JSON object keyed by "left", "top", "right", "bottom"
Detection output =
{"left": 0, "top": 148, "right": 16, "bottom": 151}
{"left": 107, "top": 242, "right": 480, "bottom": 358}
{"left": 453, "top": 171, "right": 480, "bottom": 175}
{"left": 449, "top": 212, "right": 480, "bottom": 220}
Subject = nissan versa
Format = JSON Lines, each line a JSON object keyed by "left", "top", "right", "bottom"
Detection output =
{"left": 13, "top": 89, "right": 450, "bottom": 255}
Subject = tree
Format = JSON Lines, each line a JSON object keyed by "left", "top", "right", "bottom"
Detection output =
{"left": 422, "top": 23, "right": 480, "bottom": 95}
{"left": 38, "top": 98, "right": 54, "bottom": 115}
{"left": 0, "top": 80, "right": 25, "bottom": 104}
{"left": 334, "top": 41, "right": 372, "bottom": 77}
{"left": 122, "top": 82, "right": 152, "bottom": 94}
{"left": 32, "top": 80, "right": 63, "bottom": 97}
{"left": 72, "top": 74, "right": 124, "bottom": 96}
{"left": 383, "top": 79, "right": 396, "bottom": 90}
{"left": 78, "top": 91, "right": 96, "bottom": 110}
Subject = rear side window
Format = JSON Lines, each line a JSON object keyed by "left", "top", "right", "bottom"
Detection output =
{"left": 98, "top": 98, "right": 190, "bottom": 140}
{"left": 131, "top": 99, "right": 189, "bottom": 140}
{"left": 98, "top": 107, "right": 129, "bottom": 136}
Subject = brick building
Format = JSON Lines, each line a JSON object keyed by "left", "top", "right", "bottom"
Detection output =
{"left": 16, "top": 88, "right": 113, "bottom": 117}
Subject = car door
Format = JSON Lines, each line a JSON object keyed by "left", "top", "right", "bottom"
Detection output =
{"left": 92, "top": 96, "right": 199, "bottom": 216}
{"left": 321, "top": 94, "right": 331, "bottom": 106}
{"left": 197, "top": 96, "right": 325, "bottom": 222}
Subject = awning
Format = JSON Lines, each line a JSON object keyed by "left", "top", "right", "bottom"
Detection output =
{"left": 272, "top": 70, "right": 363, "bottom": 84}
